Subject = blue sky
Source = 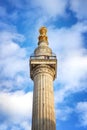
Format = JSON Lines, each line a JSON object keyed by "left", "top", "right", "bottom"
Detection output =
{"left": 0, "top": 0, "right": 87, "bottom": 130}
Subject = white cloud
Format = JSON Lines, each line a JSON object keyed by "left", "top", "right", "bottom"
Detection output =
{"left": 76, "top": 102, "right": 87, "bottom": 126}
{"left": 8, "top": 0, "right": 68, "bottom": 18}
{"left": 21, "top": 121, "right": 31, "bottom": 130}
{"left": 0, "top": 91, "right": 32, "bottom": 130}
{"left": 70, "top": 0, "right": 87, "bottom": 20}
{"left": 0, "top": 91, "right": 33, "bottom": 121}
{"left": 56, "top": 106, "right": 73, "bottom": 121}
{"left": 0, "top": 21, "right": 33, "bottom": 129}
{"left": 0, "top": 121, "right": 31, "bottom": 130}
{"left": 0, "top": 30, "right": 31, "bottom": 91}
{"left": 33, "top": 0, "right": 68, "bottom": 17}
{"left": 48, "top": 22, "right": 87, "bottom": 104}
{"left": 0, "top": 5, "right": 19, "bottom": 22}
{"left": 0, "top": 124, "right": 8, "bottom": 130}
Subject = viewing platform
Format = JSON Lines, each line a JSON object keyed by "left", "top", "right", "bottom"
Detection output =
{"left": 30, "top": 54, "right": 57, "bottom": 60}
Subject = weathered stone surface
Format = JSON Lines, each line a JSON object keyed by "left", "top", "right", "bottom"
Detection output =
{"left": 30, "top": 27, "right": 57, "bottom": 130}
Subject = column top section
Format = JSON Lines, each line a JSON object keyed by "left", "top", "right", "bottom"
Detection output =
{"left": 38, "top": 26, "right": 48, "bottom": 45}
{"left": 30, "top": 27, "right": 57, "bottom": 80}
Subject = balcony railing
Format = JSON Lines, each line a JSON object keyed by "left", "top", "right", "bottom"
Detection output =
{"left": 30, "top": 55, "right": 56, "bottom": 60}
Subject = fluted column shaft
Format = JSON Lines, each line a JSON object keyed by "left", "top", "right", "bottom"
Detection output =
{"left": 32, "top": 65, "right": 56, "bottom": 130}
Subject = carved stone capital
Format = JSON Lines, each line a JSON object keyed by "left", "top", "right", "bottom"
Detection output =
{"left": 31, "top": 65, "right": 55, "bottom": 80}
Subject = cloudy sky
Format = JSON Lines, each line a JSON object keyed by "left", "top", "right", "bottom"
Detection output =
{"left": 0, "top": 0, "right": 87, "bottom": 130}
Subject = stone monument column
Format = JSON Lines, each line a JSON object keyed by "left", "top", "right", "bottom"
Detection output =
{"left": 30, "top": 27, "right": 57, "bottom": 130}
